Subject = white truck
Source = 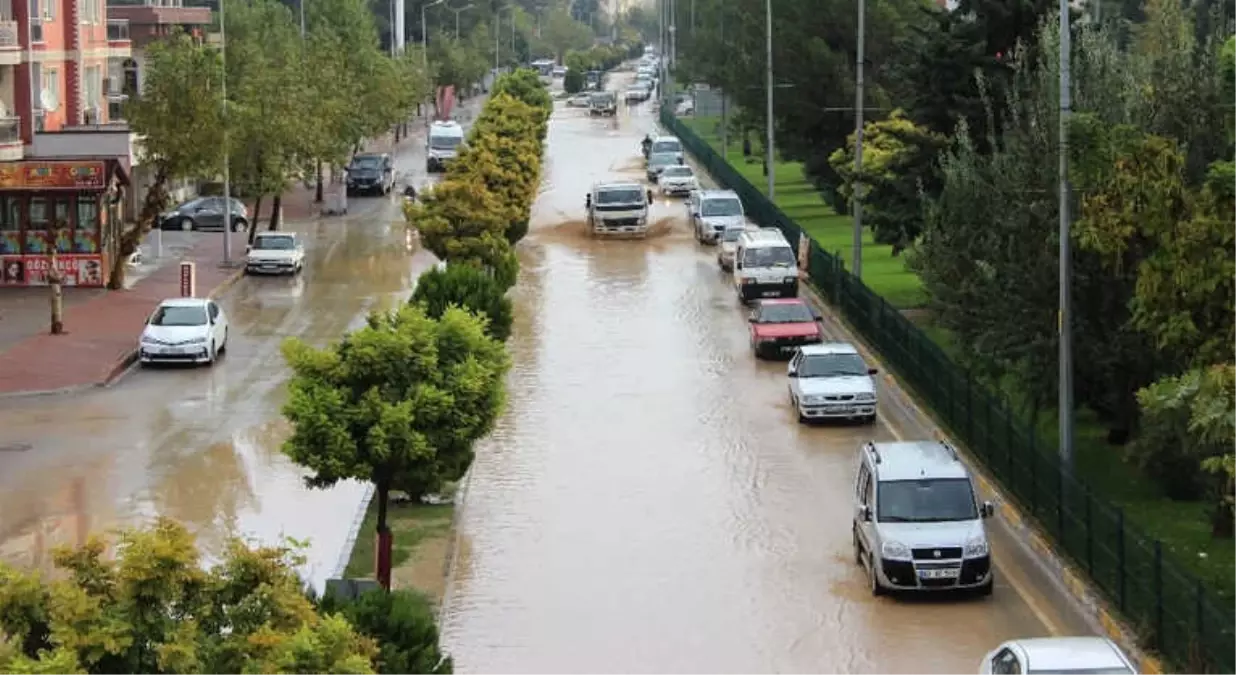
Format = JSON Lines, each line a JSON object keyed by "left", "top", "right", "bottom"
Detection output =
{"left": 586, "top": 182, "right": 654, "bottom": 237}
{"left": 426, "top": 120, "right": 465, "bottom": 172}
{"left": 588, "top": 91, "right": 618, "bottom": 116}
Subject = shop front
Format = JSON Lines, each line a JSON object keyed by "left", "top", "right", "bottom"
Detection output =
{"left": 0, "top": 160, "right": 128, "bottom": 288}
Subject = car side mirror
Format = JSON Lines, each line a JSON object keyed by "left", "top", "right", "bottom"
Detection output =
{"left": 982, "top": 501, "right": 995, "bottom": 518}
{"left": 245, "top": 245, "right": 252, "bottom": 253}
{"left": 747, "top": 316, "right": 756, "bottom": 323}
{"left": 868, "top": 367, "right": 879, "bottom": 375}
{"left": 860, "top": 504, "right": 872, "bottom": 522}
{"left": 787, "top": 365, "right": 797, "bottom": 378}
{"left": 812, "top": 310, "right": 823, "bottom": 320}
{"left": 647, "top": 190, "right": 654, "bottom": 204}
{"left": 585, "top": 194, "right": 592, "bottom": 208}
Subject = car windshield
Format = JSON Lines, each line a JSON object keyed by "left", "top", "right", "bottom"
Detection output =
{"left": 351, "top": 156, "right": 383, "bottom": 169}
{"left": 798, "top": 352, "right": 868, "bottom": 378}
{"left": 596, "top": 188, "right": 644, "bottom": 205}
{"left": 430, "top": 135, "right": 462, "bottom": 150}
{"left": 149, "top": 305, "right": 208, "bottom": 327}
{"left": 877, "top": 478, "right": 978, "bottom": 523}
{"left": 702, "top": 198, "right": 742, "bottom": 217}
{"left": 740, "top": 246, "right": 795, "bottom": 267}
{"left": 255, "top": 236, "right": 296, "bottom": 250}
{"left": 650, "top": 154, "right": 678, "bottom": 168}
{"left": 652, "top": 140, "right": 681, "bottom": 153}
{"left": 756, "top": 302, "right": 814, "bottom": 323}
{"left": 662, "top": 167, "right": 693, "bottom": 178}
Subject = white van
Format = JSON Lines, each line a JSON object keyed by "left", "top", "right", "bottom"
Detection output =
{"left": 426, "top": 120, "right": 465, "bottom": 172}
{"left": 733, "top": 228, "right": 798, "bottom": 302}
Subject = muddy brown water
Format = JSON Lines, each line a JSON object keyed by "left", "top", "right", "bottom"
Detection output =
{"left": 436, "top": 77, "right": 1053, "bottom": 672}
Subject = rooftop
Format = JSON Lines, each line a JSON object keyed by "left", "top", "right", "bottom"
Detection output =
{"left": 869, "top": 441, "right": 969, "bottom": 482}
{"left": 1016, "top": 637, "right": 1133, "bottom": 673}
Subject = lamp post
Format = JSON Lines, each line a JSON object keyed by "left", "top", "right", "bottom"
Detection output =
{"left": 220, "top": 0, "right": 233, "bottom": 264}
{"left": 1057, "top": 0, "right": 1075, "bottom": 468}
{"left": 494, "top": 5, "right": 512, "bottom": 72}
{"left": 421, "top": 0, "right": 444, "bottom": 72}
{"left": 450, "top": 3, "right": 473, "bottom": 38}
{"left": 851, "top": 0, "right": 865, "bottom": 277}
{"left": 763, "top": 0, "right": 773, "bottom": 199}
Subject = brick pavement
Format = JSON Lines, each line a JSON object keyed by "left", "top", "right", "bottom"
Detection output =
{"left": 0, "top": 232, "right": 247, "bottom": 396}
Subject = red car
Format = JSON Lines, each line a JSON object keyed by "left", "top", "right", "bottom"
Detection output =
{"left": 748, "top": 298, "right": 823, "bottom": 359}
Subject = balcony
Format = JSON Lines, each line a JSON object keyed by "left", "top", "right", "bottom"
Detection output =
{"left": 0, "top": 20, "right": 19, "bottom": 65}
{"left": 0, "top": 117, "right": 23, "bottom": 161}
{"left": 107, "top": 19, "right": 132, "bottom": 57}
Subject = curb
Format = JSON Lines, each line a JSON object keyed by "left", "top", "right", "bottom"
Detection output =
{"left": 437, "top": 463, "right": 474, "bottom": 621}
{"left": 0, "top": 265, "right": 247, "bottom": 400}
{"left": 329, "top": 482, "right": 377, "bottom": 580}
{"left": 796, "top": 281, "right": 1160, "bottom": 673}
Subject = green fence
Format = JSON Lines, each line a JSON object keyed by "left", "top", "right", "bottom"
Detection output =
{"left": 660, "top": 108, "right": 1235, "bottom": 673}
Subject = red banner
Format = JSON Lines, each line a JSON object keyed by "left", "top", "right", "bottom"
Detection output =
{"left": 0, "top": 162, "right": 108, "bottom": 190}
{"left": 0, "top": 254, "right": 107, "bottom": 287}
{"left": 435, "top": 85, "right": 456, "bottom": 121}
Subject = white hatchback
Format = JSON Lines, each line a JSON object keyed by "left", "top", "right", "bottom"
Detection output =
{"left": 139, "top": 297, "right": 229, "bottom": 366}
{"left": 980, "top": 637, "right": 1137, "bottom": 674}
{"left": 787, "top": 343, "right": 878, "bottom": 423}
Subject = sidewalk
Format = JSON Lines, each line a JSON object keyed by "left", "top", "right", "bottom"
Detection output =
{"left": 0, "top": 232, "right": 247, "bottom": 396}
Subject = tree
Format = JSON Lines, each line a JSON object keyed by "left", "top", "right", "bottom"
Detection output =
{"left": 828, "top": 110, "right": 946, "bottom": 254}
{"left": 540, "top": 8, "right": 591, "bottom": 60}
{"left": 0, "top": 518, "right": 377, "bottom": 673}
{"left": 121, "top": 33, "right": 224, "bottom": 289}
{"left": 281, "top": 304, "right": 509, "bottom": 588}
{"left": 411, "top": 263, "right": 514, "bottom": 342}
{"left": 320, "top": 590, "right": 453, "bottom": 674}
{"left": 408, "top": 174, "right": 514, "bottom": 278}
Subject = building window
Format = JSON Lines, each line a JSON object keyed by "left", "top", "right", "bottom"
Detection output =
{"left": 42, "top": 68, "right": 58, "bottom": 112}
{"left": 74, "top": 196, "right": 99, "bottom": 253}
{"left": 80, "top": 0, "right": 99, "bottom": 23}
{"left": 0, "top": 196, "right": 18, "bottom": 255}
{"left": 85, "top": 65, "right": 102, "bottom": 118}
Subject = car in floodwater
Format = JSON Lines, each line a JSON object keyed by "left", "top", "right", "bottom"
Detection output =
{"left": 646, "top": 152, "right": 681, "bottom": 182}
{"left": 787, "top": 342, "right": 878, "bottom": 423}
{"left": 979, "top": 637, "right": 1137, "bottom": 675}
{"left": 139, "top": 297, "right": 229, "bottom": 367}
{"left": 747, "top": 298, "right": 822, "bottom": 359}
{"left": 657, "top": 165, "right": 698, "bottom": 196}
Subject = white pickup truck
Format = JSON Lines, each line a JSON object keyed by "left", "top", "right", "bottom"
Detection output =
{"left": 245, "top": 231, "right": 305, "bottom": 275}
{"left": 586, "top": 182, "right": 654, "bottom": 237}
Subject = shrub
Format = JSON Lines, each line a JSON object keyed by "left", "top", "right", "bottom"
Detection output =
{"left": 321, "top": 590, "right": 452, "bottom": 674}
{"left": 563, "top": 69, "right": 585, "bottom": 93}
{"left": 411, "top": 263, "right": 515, "bottom": 342}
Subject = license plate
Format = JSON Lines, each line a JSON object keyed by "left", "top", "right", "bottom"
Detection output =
{"left": 780, "top": 345, "right": 797, "bottom": 353}
{"left": 261, "top": 264, "right": 277, "bottom": 269}
{"left": 761, "top": 290, "right": 779, "bottom": 297}
{"left": 164, "top": 346, "right": 186, "bottom": 355}
{"left": 831, "top": 406, "right": 856, "bottom": 414}
{"left": 918, "top": 568, "right": 960, "bottom": 579}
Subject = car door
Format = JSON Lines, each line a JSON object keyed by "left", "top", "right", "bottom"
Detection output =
{"left": 197, "top": 197, "right": 225, "bottom": 229}
{"left": 207, "top": 301, "right": 225, "bottom": 344}
{"left": 856, "top": 463, "right": 875, "bottom": 551}
{"left": 383, "top": 156, "right": 395, "bottom": 188}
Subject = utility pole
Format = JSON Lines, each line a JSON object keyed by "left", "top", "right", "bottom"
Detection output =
{"left": 851, "top": 0, "right": 865, "bottom": 277}
{"left": 422, "top": 0, "right": 444, "bottom": 72}
{"left": 299, "top": 0, "right": 305, "bottom": 36}
{"left": 220, "top": 0, "right": 233, "bottom": 264}
{"left": 667, "top": 0, "right": 675, "bottom": 105}
{"left": 1057, "top": 0, "right": 1075, "bottom": 468}
{"left": 719, "top": 8, "right": 726, "bottom": 156}
{"left": 764, "top": 0, "right": 774, "bottom": 199}
{"left": 451, "top": 3, "right": 473, "bottom": 38}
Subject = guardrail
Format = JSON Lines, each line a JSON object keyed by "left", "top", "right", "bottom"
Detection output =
{"left": 659, "top": 106, "right": 1235, "bottom": 674}
{"left": 106, "top": 19, "right": 129, "bottom": 41}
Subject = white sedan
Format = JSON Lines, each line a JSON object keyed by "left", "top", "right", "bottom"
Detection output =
{"left": 567, "top": 93, "right": 591, "bottom": 107}
{"left": 980, "top": 638, "right": 1137, "bottom": 675}
{"left": 139, "top": 297, "right": 229, "bottom": 366}
{"left": 657, "top": 165, "right": 698, "bottom": 196}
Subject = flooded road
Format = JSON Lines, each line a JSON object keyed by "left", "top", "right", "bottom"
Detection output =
{"left": 438, "top": 77, "right": 1073, "bottom": 672}
{"left": 0, "top": 109, "right": 468, "bottom": 588}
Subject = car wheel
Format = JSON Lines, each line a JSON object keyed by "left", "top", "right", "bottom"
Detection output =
{"left": 180, "top": 217, "right": 194, "bottom": 231}
{"left": 977, "top": 577, "right": 994, "bottom": 597}
{"left": 864, "top": 412, "right": 878, "bottom": 425}
{"left": 853, "top": 529, "right": 864, "bottom": 566}
{"left": 206, "top": 341, "right": 217, "bottom": 365}
{"left": 219, "top": 328, "right": 228, "bottom": 353}
{"left": 793, "top": 396, "right": 808, "bottom": 424}
{"left": 868, "top": 554, "right": 885, "bottom": 596}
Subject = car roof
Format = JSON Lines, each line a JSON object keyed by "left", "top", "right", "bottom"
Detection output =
{"left": 800, "top": 342, "right": 858, "bottom": 356}
{"left": 594, "top": 182, "right": 643, "bottom": 191}
{"left": 1012, "top": 638, "right": 1134, "bottom": 672}
{"left": 254, "top": 231, "right": 296, "bottom": 238}
{"left": 652, "top": 135, "right": 680, "bottom": 142}
{"left": 739, "top": 229, "right": 788, "bottom": 246}
{"left": 157, "top": 297, "right": 210, "bottom": 308}
{"left": 868, "top": 441, "right": 969, "bottom": 481}
{"left": 698, "top": 189, "right": 739, "bottom": 200}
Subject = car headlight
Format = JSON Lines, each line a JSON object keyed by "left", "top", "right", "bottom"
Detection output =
{"left": 807, "top": 395, "right": 828, "bottom": 404}
{"left": 141, "top": 336, "right": 157, "bottom": 345}
{"left": 742, "top": 277, "right": 756, "bottom": 284}
{"left": 856, "top": 392, "right": 876, "bottom": 401}
{"left": 188, "top": 337, "right": 208, "bottom": 345}
{"left": 963, "top": 535, "right": 989, "bottom": 558}
{"left": 638, "top": 216, "right": 647, "bottom": 225}
{"left": 881, "top": 540, "right": 911, "bottom": 560}
{"left": 783, "top": 276, "right": 798, "bottom": 284}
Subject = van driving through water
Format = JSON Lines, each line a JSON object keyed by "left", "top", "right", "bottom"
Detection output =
{"left": 426, "top": 120, "right": 465, "bottom": 172}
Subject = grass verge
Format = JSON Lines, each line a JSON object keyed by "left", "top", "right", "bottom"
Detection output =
{"left": 685, "top": 112, "right": 1234, "bottom": 600}
{"left": 682, "top": 114, "right": 926, "bottom": 309}
{"left": 344, "top": 498, "right": 455, "bottom": 602}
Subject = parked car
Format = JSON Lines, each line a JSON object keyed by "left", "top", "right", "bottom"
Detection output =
{"left": 748, "top": 298, "right": 823, "bottom": 358}
{"left": 980, "top": 638, "right": 1136, "bottom": 675}
{"left": 245, "top": 231, "right": 305, "bottom": 276}
{"left": 139, "top": 297, "right": 229, "bottom": 366}
{"left": 346, "top": 152, "right": 395, "bottom": 195}
{"left": 160, "top": 196, "right": 248, "bottom": 232}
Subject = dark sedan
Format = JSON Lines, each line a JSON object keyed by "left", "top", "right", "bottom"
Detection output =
{"left": 159, "top": 196, "right": 248, "bottom": 232}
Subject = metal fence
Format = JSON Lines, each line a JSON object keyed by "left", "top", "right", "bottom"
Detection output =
{"left": 659, "top": 108, "right": 1235, "bottom": 674}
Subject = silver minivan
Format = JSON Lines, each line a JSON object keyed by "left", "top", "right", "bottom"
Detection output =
{"left": 853, "top": 440, "right": 995, "bottom": 596}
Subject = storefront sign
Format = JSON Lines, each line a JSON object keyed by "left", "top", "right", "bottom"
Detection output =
{"left": 0, "top": 254, "right": 106, "bottom": 287}
{"left": 179, "top": 261, "right": 196, "bottom": 297}
{"left": 0, "top": 162, "right": 108, "bottom": 190}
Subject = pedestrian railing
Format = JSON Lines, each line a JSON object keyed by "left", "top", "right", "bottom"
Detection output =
{"left": 659, "top": 108, "right": 1235, "bottom": 674}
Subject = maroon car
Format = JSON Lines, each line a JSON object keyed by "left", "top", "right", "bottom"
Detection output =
{"left": 748, "top": 298, "right": 823, "bottom": 359}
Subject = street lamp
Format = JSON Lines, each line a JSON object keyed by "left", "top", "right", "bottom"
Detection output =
{"left": 450, "top": 3, "right": 473, "bottom": 38}
{"left": 220, "top": 0, "right": 234, "bottom": 264}
{"left": 763, "top": 0, "right": 773, "bottom": 199}
{"left": 851, "top": 0, "right": 865, "bottom": 277}
{"left": 1057, "top": 0, "right": 1075, "bottom": 468}
{"left": 494, "top": 5, "right": 513, "bottom": 72}
{"left": 421, "top": 0, "right": 444, "bottom": 72}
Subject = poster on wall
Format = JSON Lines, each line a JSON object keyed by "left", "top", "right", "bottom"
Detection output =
{"left": 0, "top": 254, "right": 106, "bottom": 287}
